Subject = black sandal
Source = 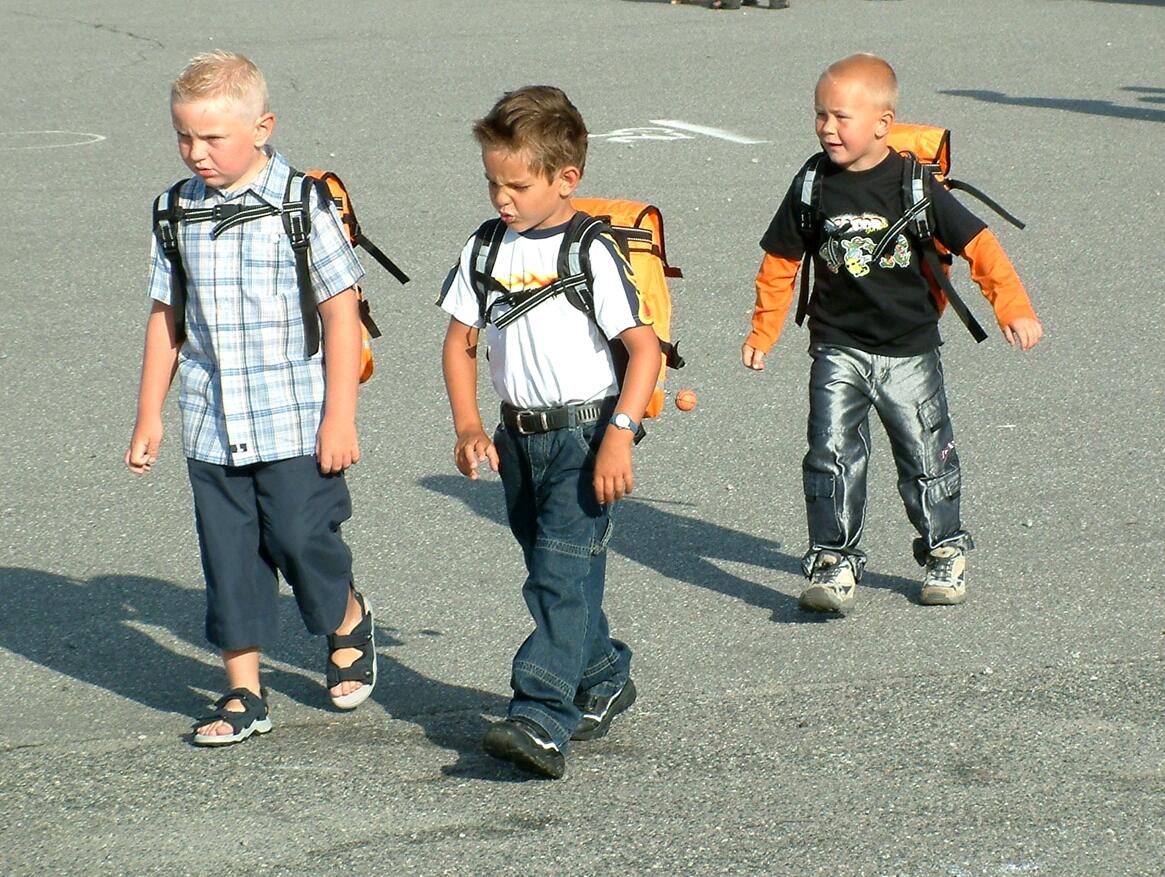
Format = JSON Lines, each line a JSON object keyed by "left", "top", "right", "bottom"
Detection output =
{"left": 326, "top": 590, "right": 377, "bottom": 710}
{"left": 192, "top": 687, "right": 272, "bottom": 747}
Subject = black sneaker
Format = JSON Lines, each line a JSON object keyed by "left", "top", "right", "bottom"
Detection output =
{"left": 571, "top": 678, "right": 637, "bottom": 741}
{"left": 482, "top": 717, "right": 565, "bottom": 779}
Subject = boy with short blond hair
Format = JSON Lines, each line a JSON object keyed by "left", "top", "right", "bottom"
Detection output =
{"left": 742, "top": 53, "right": 1043, "bottom": 612}
{"left": 439, "top": 85, "right": 659, "bottom": 778}
{"left": 127, "top": 51, "right": 377, "bottom": 745}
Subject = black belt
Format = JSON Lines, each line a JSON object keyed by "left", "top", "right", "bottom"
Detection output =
{"left": 501, "top": 397, "right": 617, "bottom": 435}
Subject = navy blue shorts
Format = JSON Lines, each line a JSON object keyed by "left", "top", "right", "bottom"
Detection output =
{"left": 187, "top": 455, "right": 354, "bottom": 650}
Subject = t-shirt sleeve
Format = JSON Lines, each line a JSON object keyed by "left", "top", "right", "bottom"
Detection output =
{"left": 436, "top": 236, "right": 485, "bottom": 328}
{"left": 306, "top": 185, "right": 365, "bottom": 303}
{"left": 930, "top": 177, "right": 988, "bottom": 255}
{"left": 146, "top": 231, "right": 174, "bottom": 305}
{"left": 588, "top": 233, "right": 647, "bottom": 341}
{"left": 759, "top": 179, "right": 807, "bottom": 259}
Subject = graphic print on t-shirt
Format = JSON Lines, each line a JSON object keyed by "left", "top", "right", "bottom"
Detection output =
{"left": 820, "top": 212, "right": 912, "bottom": 279}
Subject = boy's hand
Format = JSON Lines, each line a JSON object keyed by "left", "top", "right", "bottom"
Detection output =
{"left": 316, "top": 416, "right": 360, "bottom": 474}
{"left": 1003, "top": 316, "right": 1044, "bottom": 351}
{"left": 125, "top": 418, "right": 164, "bottom": 474}
{"left": 593, "top": 428, "right": 634, "bottom": 505}
{"left": 742, "top": 343, "right": 766, "bottom": 371}
{"left": 454, "top": 428, "right": 498, "bottom": 479}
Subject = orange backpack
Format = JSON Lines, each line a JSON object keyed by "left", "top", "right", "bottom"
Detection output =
{"left": 571, "top": 198, "right": 683, "bottom": 418}
{"left": 467, "top": 198, "right": 685, "bottom": 422}
{"left": 792, "top": 122, "right": 1024, "bottom": 343}
{"left": 152, "top": 167, "right": 409, "bottom": 382}
{"left": 303, "top": 170, "right": 409, "bottom": 382}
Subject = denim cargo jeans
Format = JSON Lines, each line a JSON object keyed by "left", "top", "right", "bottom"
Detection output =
{"left": 494, "top": 412, "right": 632, "bottom": 748}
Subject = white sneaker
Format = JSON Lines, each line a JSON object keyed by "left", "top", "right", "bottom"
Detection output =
{"left": 920, "top": 546, "right": 967, "bottom": 605}
{"left": 799, "top": 552, "right": 857, "bottom": 612}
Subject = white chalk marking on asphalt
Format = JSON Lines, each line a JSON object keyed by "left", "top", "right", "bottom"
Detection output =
{"left": 649, "top": 119, "right": 768, "bottom": 144}
{"left": 590, "top": 126, "right": 695, "bottom": 144}
{"left": 0, "top": 130, "right": 107, "bottom": 150}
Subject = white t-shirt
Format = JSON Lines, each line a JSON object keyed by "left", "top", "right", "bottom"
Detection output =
{"left": 439, "top": 218, "right": 648, "bottom": 409}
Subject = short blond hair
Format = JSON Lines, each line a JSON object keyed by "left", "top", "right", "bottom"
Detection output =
{"left": 171, "top": 50, "right": 269, "bottom": 117}
{"left": 820, "top": 53, "right": 899, "bottom": 111}
{"left": 473, "top": 85, "right": 588, "bottom": 180}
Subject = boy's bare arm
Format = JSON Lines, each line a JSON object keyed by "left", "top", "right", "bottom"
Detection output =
{"left": 961, "top": 229, "right": 1044, "bottom": 351}
{"left": 742, "top": 252, "right": 801, "bottom": 371}
{"left": 594, "top": 324, "right": 660, "bottom": 506}
{"left": 125, "top": 300, "right": 180, "bottom": 474}
{"left": 442, "top": 317, "right": 497, "bottom": 478}
{"left": 317, "top": 287, "right": 362, "bottom": 474}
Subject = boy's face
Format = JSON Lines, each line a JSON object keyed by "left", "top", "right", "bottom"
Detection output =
{"left": 482, "top": 149, "right": 580, "bottom": 233}
{"left": 171, "top": 97, "right": 275, "bottom": 191}
{"left": 814, "top": 75, "right": 894, "bottom": 172}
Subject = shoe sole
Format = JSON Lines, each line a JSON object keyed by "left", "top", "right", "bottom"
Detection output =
{"left": 799, "top": 584, "right": 854, "bottom": 613}
{"left": 483, "top": 725, "right": 565, "bottom": 779}
{"left": 192, "top": 717, "right": 273, "bottom": 747}
{"left": 571, "top": 679, "right": 638, "bottom": 741}
{"left": 920, "top": 587, "right": 966, "bottom": 606}
{"left": 330, "top": 597, "right": 377, "bottom": 710}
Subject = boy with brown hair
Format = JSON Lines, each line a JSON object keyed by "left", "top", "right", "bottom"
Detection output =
{"left": 742, "top": 53, "right": 1043, "bottom": 612}
{"left": 439, "top": 85, "right": 659, "bottom": 778}
{"left": 126, "top": 51, "right": 376, "bottom": 745}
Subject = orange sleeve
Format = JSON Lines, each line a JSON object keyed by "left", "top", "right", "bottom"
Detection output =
{"left": 961, "top": 228, "right": 1038, "bottom": 329}
{"left": 745, "top": 252, "right": 802, "bottom": 353}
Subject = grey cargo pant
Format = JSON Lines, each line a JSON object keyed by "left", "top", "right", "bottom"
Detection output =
{"left": 802, "top": 344, "right": 973, "bottom": 578}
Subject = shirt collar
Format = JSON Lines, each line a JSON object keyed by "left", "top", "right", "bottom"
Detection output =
{"left": 226, "top": 147, "right": 290, "bottom": 207}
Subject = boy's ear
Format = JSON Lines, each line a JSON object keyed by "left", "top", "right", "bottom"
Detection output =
{"left": 253, "top": 112, "right": 277, "bottom": 148}
{"left": 875, "top": 109, "right": 895, "bottom": 138}
{"left": 557, "top": 165, "right": 582, "bottom": 195}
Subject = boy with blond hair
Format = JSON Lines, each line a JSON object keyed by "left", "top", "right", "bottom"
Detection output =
{"left": 126, "top": 51, "right": 377, "bottom": 745}
{"left": 742, "top": 54, "right": 1043, "bottom": 612}
{"left": 439, "top": 85, "right": 659, "bottom": 778}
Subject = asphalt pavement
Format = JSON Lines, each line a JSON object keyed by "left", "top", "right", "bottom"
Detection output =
{"left": 0, "top": 1, "right": 1162, "bottom": 875}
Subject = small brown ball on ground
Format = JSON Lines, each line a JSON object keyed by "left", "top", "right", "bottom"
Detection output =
{"left": 675, "top": 389, "right": 698, "bottom": 411}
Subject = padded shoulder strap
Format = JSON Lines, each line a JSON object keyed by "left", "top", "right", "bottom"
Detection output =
{"left": 792, "top": 154, "right": 825, "bottom": 327}
{"left": 795, "top": 153, "right": 826, "bottom": 239}
{"left": 469, "top": 218, "right": 508, "bottom": 321}
{"left": 152, "top": 179, "right": 190, "bottom": 342}
{"left": 282, "top": 170, "right": 322, "bottom": 357}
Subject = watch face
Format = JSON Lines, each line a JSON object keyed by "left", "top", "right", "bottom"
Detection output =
{"left": 614, "top": 413, "right": 633, "bottom": 430}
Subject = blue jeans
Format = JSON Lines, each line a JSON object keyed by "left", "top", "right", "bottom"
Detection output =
{"left": 802, "top": 344, "right": 973, "bottom": 576}
{"left": 494, "top": 412, "right": 632, "bottom": 748}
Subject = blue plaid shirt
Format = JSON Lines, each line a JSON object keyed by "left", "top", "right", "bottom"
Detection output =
{"left": 147, "top": 150, "right": 364, "bottom": 466}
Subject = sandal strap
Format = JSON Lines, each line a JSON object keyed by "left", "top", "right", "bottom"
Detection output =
{"left": 197, "top": 687, "right": 268, "bottom": 732}
{"left": 326, "top": 591, "right": 373, "bottom": 651}
{"left": 325, "top": 590, "right": 376, "bottom": 689}
{"left": 326, "top": 658, "right": 375, "bottom": 687}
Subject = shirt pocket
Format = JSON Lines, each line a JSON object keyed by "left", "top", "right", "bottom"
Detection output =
{"left": 242, "top": 231, "right": 293, "bottom": 298}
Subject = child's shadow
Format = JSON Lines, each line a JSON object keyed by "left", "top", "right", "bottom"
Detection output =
{"left": 0, "top": 567, "right": 508, "bottom": 776}
{"left": 418, "top": 475, "right": 919, "bottom": 624}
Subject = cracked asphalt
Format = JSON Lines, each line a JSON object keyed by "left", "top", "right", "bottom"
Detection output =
{"left": 1, "top": 1, "right": 1162, "bottom": 875}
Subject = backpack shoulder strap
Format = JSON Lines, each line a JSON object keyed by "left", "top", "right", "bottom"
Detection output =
{"left": 469, "top": 218, "right": 509, "bottom": 322}
{"left": 281, "top": 169, "right": 323, "bottom": 357}
{"left": 559, "top": 211, "right": 608, "bottom": 318}
{"left": 152, "top": 179, "right": 191, "bottom": 342}
{"left": 897, "top": 155, "right": 988, "bottom": 344}
{"left": 792, "top": 153, "right": 825, "bottom": 327}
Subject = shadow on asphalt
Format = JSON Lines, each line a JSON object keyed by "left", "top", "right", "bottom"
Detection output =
{"left": 940, "top": 87, "right": 1165, "bottom": 123}
{"left": 0, "top": 566, "right": 510, "bottom": 775}
{"left": 419, "top": 474, "right": 921, "bottom": 623}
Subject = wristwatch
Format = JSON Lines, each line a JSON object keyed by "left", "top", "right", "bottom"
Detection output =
{"left": 611, "top": 412, "right": 639, "bottom": 433}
